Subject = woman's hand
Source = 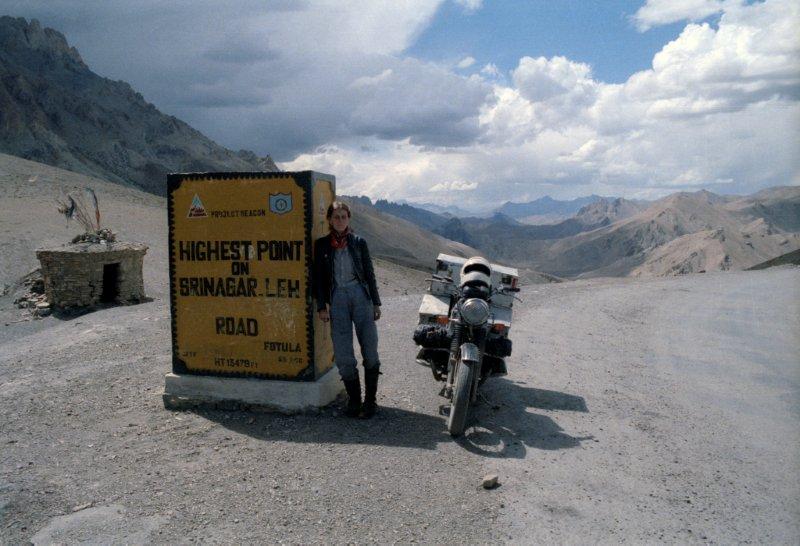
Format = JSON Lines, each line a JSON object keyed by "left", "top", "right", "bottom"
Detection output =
{"left": 373, "top": 306, "right": 381, "bottom": 321}
{"left": 318, "top": 307, "right": 330, "bottom": 322}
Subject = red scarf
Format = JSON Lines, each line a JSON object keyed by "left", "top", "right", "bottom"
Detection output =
{"left": 330, "top": 227, "right": 350, "bottom": 249}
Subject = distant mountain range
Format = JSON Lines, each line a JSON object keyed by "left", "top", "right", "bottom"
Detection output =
{"left": 409, "top": 195, "right": 614, "bottom": 223}
{"left": 0, "top": 16, "right": 277, "bottom": 196}
{"left": 412, "top": 201, "right": 474, "bottom": 218}
{"left": 3, "top": 16, "right": 798, "bottom": 279}
{"left": 328, "top": 189, "right": 800, "bottom": 277}
{"left": 472, "top": 188, "right": 800, "bottom": 277}
{"left": 496, "top": 195, "right": 604, "bottom": 222}
{"left": 372, "top": 199, "right": 449, "bottom": 232}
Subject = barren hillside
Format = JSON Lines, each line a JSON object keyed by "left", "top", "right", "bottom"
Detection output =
{"left": 0, "top": 17, "right": 277, "bottom": 196}
{"left": 0, "top": 153, "right": 500, "bottom": 294}
{"left": 574, "top": 197, "right": 648, "bottom": 226}
{"left": 347, "top": 198, "right": 478, "bottom": 270}
{"left": 723, "top": 186, "right": 800, "bottom": 232}
{"left": 0, "top": 153, "right": 167, "bottom": 292}
{"left": 534, "top": 189, "right": 800, "bottom": 278}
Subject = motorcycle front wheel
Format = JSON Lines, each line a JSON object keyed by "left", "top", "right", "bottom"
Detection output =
{"left": 447, "top": 359, "right": 475, "bottom": 437}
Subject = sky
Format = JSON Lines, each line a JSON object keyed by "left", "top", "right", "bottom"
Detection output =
{"left": 5, "top": 0, "right": 800, "bottom": 209}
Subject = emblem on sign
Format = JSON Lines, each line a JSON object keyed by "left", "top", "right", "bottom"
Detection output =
{"left": 188, "top": 194, "right": 207, "bottom": 218}
{"left": 269, "top": 193, "right": 293, "bottom": 215}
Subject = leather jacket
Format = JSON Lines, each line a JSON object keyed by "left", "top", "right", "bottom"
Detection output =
{"left": 313, "top": 233, "right": 382, "bottom": 312}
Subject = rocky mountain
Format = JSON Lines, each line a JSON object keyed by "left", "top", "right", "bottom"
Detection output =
{"left": 330, "top": 195, "right": 557, "bottom": 281}
{"left": 328, "top": 194, "right": 478, "bottom": 270}
{"left": 496, "top": 194, "right": 606, "bottom": 224}
{"left": 413, "top": 201, "right": 473, "bottom": 218}
{"left": 626, "top": 189, "right": 800, "bottom": 276}
{"left": 345, "top": 200, "right": 481, "bottom": 271}
{"left": 747, "top": 248, "right": 800, "bottom": 270}
{"left": 433, "top": 217, "right": 477, "bottom": 247}
{"left": 425, "top": 187, "right": 799, "bottom": 278}
{"left": 333, "top": 196, "right": 557, "bottom": 283}
{"left": 372, "top": 198, "right": 450, "bottom": 232}
{"left": 533, "top": 189, "right": 800, "bottom": 277}
{"left": 0, "top": 17, "right": 277, "bottom": 196}
{"left": 723, "top": 186, "right": 800, "bottom": 232}
{"left": 574, "top": 197, "right": 648, "bottom": 226}
{"left": 4, "top": 18, "right": 795, "bottom": 282}
{"left": 435, "top": 208, "right": 612, "bottom": 257}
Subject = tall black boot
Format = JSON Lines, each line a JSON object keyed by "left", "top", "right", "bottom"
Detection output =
{"left": 343, "top": 376, "right": 361, "bottom": 418}
{"left": 361, "top": 368, "right": 380, "bottom": 419}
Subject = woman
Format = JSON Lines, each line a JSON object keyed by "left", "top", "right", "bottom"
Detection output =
{"left": 313, "top": 201, "right": 382, "bottom": 418}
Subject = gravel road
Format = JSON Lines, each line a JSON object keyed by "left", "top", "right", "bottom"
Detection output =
{"left": 1, "top": 266, "right": 798, "bottom": 544}
{"left": 486, "top": 266, "right": 800, "bottom": 543}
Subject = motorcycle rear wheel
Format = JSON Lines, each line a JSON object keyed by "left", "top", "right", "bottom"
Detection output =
{"left": 448, "top": 359, "right": 474, "bottom": 437}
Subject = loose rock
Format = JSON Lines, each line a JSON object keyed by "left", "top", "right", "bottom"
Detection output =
{"left": 482, "top": 474, "right": 499, "bottom": 489}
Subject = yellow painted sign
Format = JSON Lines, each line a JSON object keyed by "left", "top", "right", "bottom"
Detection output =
{"left": 168, "top": 172, "right": 335, "bottom": 380}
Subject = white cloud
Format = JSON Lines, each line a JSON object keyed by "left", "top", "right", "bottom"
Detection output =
{"left": 346, "top": 58, "right": 492, "bottom": 146}
{"left": 454, "top": 0, "right": 483, "bottom": 13}
{"left": 480, "top": 63, "right": 501, "bottom": 78}
{"left": 633, "top": 0, "right": 728, "bottom": 32}
{"left": 597, "top": 0, "right": 800, "bottom": 125}
{"left": 511, "top": 56, "right": 599, "bottom": 127}
{"left": 287, "top": 0, "right": 800, "bottom": 206}
{"left": 350, "top": 69, "right": 394, "bottom": 89}
{"left": 5, "top": 0, "right": 799, "bottom": 207}
{"left": 513, "top": 56, "right": 595, "bottom": 103}
{"left": 457, "top": 56, "right": 476, "bottom": 69}
{"left": 429, "top": 180, "right": 479, "bottom": 192}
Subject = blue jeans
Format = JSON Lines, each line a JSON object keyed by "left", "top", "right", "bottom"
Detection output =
{"left": 330, "top": 281, "right": 380, "bottom": 381}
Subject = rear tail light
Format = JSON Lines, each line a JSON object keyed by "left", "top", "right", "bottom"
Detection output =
{"left": 436, "top": 315, "right": 449, "bottom": 325}
{"left": 492, "top": 323, "right": 507, "bottom": 333}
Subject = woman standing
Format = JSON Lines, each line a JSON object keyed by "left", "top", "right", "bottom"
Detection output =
{"left": 313, "top": 201, "right": 382, "bottom": 418}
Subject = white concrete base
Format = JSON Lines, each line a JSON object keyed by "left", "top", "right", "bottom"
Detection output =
{"left": 163, "top": 368, "right": 343, "bottom": 413}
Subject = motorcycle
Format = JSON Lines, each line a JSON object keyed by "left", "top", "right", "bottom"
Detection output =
{"left": 413, "top": 254, "right": 519, "bottom": 436}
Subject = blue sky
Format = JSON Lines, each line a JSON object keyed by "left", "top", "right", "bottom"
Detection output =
{"left": 408, "top": 0, "right": 689, "bottom": 83}
{"left": 5, "top": 0, "right": 799, "bottom": 207}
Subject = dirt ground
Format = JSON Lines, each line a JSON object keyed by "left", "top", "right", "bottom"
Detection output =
{"left": 2, "top": 264, "right": 798, "bottom": 544}
{"left": 1, "top": 154, "right": 798, "bottom": 543}
{"left": 485, "top": 267, "right": 800, "bottom": 543}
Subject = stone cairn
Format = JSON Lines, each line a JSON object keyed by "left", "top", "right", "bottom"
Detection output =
{"left": 71, "top": 228, "right": 116, "bottom": 244}
{"left": 25, "top": 188, "right": 148, "bottom": 316}
{"left": 36, "top": 241, "right": 147, "bottom": 311}
{"left": 13, "top": 271, "right": 50, "bottom": 318}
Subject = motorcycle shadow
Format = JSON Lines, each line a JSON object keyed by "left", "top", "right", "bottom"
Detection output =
{"left": 454, "top": 378, "right": 592, "bottom": 459}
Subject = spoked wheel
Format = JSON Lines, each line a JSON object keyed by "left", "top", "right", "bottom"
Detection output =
{"left": 447, "top": 359, "right": 475, "bottom": 437}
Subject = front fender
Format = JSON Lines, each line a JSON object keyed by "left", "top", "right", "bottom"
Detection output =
{"left": 460, "top": 342, "right": 480, "bottom": 364}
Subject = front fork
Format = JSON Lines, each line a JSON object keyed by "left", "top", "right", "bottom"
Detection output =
{"left": 444, "top": 321, "right": 461, "bottom": 398}
{"left": 445, "top": 340, "right": 482, "bottom": 403}
{"left": 460, "top": 342, "right": 482, "bottom": 404}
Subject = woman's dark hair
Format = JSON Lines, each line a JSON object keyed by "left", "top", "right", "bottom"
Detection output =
{"left": 326, "top": 201, "right": 351, "bottom": 220}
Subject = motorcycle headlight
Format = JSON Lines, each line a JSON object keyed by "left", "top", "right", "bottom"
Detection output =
{"left": 461, "top": 298, "right": 489, "bottom": 326}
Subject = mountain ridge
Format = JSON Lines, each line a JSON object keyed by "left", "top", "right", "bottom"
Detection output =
{"left": 496, "top": 194, "right": 606, "bottom": 222}
{"left": 3, "top": 16, "right": 798, "bottom": 280}
{"left": 0, "top": 16, "right": 278, "bottom": 196}
{"left": 539, "top": 188, "right": 800, "bottom": 277}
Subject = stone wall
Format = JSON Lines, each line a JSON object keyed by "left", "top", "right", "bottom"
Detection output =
{"left": 36, "top": 242, "right": 148, "bottom": 309}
